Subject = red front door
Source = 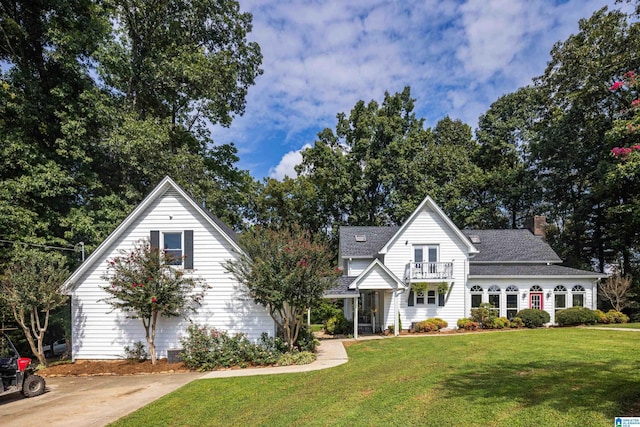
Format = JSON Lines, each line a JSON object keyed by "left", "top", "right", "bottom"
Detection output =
{"left": 530, "top": 293, "right": 543, "bottom": 310}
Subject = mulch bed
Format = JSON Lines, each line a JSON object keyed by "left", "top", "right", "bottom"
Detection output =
{"left": 41, "top": 359, "right": 192, "bottom": 377}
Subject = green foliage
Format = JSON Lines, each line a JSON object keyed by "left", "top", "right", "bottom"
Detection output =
{"left": 293, "top": 326, "right": 318, "bottom": 353}
{"left": 311, "top": 300, "right": 342, "bottom": 325}
{"left": 123, "top": 341, "right": 149, "bottom": 362}
{"left": 180, "top": 325, "right": 286, "bottom": 371}
{"left": 606, "top": 309, "right": 630, "bottom": 324}
{"left": 593, "top": 309, "right": 609, "bottom": 323}
{"left": 457, "top": 318, "right": 479, "bottom": 331}
{"left": 224, "top": 225, "right": 340, "bottom": 351}
{"left": 510, "top": 317, "right": 525, "bottom": 328}
{"left": 555, "top": 307, "right": 600, "bottom": 326}
{"left": 0, "top": 248, "right": 70, "bottom": 365}
{"left": 470, "top": 303, "right": 497, "bottom": 328}
{"left": 276, "top": 351, "right": 316, "bottom": 366}
{"left": 101, "top": 240, "right": 208, "bottom": 363}
{"left": 515, "top": 309, "right": 550, "bottom": 328}
{"left": 413, "top": 318, "right": 448, "bottom": 333}
{"left": 325, "top": 312, "right": 352, "bottom": 335}
{"left": 483, "top": 317, "right": 511, "bottom": 329}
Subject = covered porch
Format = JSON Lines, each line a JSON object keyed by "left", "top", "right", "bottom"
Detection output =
{"left": 325, "top": 259, "right": 406, "bottom": 339}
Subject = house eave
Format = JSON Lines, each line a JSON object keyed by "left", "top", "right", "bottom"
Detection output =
{"left": 468, "top": 274, "right": 605, "bottom": 280}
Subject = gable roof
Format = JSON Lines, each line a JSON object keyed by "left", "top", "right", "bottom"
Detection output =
{"left": 462, "top": 229, "right": 561, "bottom": 263}
{"left": 378, "top": 196, "right": 479, "bottom": 255}
{"left": 339, "top": 226, "right": 400, "bottom": 259}
{"left": 349, "top": 259, "right": 406, "bottom": 290}
{"left": 64, "top": 176, "right": 240, "bottom": 291}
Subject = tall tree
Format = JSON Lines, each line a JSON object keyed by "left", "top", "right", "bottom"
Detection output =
{"left": 224, "top": 226, "right": 340, "bottom": 352}
{"left": 533, "top": 6, "right": 640, "bottom": 271}
{"left": 0, "top": 248, "right": 70, "bottom": 366}
{"left": 475, "top": 86, "right": 544, "bottom": 228}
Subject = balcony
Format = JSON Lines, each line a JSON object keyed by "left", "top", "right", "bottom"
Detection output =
{"left": 405, "top": 262, "right": 453, "bottom": 282}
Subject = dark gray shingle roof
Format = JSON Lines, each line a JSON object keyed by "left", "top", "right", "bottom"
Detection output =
{"left": 324, "top": 276, "right": 359, "bottom": 297}
{"left": 469, "top": 264, "right": 603, "bottom": 277}
{"left": 339, "top": 226, "right": 400, "bottom": 258}
{"left": 463, "top": 229, "right": 561, "bottom": 263}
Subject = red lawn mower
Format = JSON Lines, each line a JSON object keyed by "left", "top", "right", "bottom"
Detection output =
{"left": 0, "top": 332, "right": 46, "bottom": 398}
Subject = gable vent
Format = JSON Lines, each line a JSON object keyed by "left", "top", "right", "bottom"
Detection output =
{"left": 354, "top": 234, "right": 367, "bottom": 242}
{"left": 469, "top": 235, "right": 481, "bottom": 244}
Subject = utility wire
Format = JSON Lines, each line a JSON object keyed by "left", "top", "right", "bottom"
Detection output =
{"left": 0, "top": 238, "right": 79, "bottom": 252}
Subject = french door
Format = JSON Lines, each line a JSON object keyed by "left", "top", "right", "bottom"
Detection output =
{"left": 529, "top": 293, "right": 543, "bottom": 310}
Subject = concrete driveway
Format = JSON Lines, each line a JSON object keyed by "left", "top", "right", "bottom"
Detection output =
{"left": 0, "top": 372, "right": 203, "bottom": 427}
{"left": 0, "top": 339, "right": 349, "bottom": 426}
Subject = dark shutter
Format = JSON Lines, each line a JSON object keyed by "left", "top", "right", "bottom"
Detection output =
{"left": 150, "top": 230, "right": 159, "bottom": 249}
{"left": 408, "top": 289, "right": 414, "bottom": 306}
{"left": 438, "top": 293, "right": 445, "bottom": 307}
{"left": 184, "top": 230, "right": 193, "bottom": 269}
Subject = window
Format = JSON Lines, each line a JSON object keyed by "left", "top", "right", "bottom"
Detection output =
{"left": 163, "top": 232, "right": 182, "bottom": 265}
{"left": 438, "top": 293, "right": 445, "bottom": 307}
{"left": 554, "top": 285, "right": 567, "bottom": 315}
{"left": 427, "top": 290, "right": 436, "bottom": 305}
{"left": 414, "top": 245, "right": 438, "bottom": 276}
{"left": 530, "top": 285, "right": 543, "bottom": 292}
{"left": 416, "top": 290, "right": 425, "bottom": 305}
{"left": 470, "top": 285, "right": 483, "bottom": 308}
{"left": 488, "top": 285, "right": 500, "bottom": 316}
{"left": 572, "top": 285, "right": 585, "bottom": 307}
{"left": 505, "top": 285, "right": 519, "bottom": 319}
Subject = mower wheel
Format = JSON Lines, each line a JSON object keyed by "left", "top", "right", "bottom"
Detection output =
{"left": 22, "top": 374, "right": 45, "bottom": 397}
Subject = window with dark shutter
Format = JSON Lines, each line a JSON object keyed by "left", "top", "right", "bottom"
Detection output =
{"left": 184, "top": 230, "right": 193, "bottom": 269}
{"left": 408, "top": 289, "right": 414, "bottom": 306}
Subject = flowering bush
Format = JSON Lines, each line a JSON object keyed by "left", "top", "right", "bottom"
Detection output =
{"left": 609, "top": 70, "right": 640, "bottom": 158}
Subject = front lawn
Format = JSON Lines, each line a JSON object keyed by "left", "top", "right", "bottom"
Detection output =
{"left": 111, "top": 329, "right": 640, "bottom": 426}
{"left": 589, "top": 322, "right": 640, "bottom": 329}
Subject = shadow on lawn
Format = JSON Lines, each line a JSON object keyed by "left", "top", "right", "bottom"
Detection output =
{"left": 441, "top": 359, "right": 640, "bottom": 417}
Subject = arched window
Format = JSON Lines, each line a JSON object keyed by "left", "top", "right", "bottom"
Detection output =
{"left": 554, "top": 285, "right": 567, "bottom": 314}
{"left": 529, "top": 285, "right": 543, "bottom": 310}
{"left": 505, "top": 286, "right": 518, "bottom": 319}
{"left": 530, "top": 285, "right": 543, "bottom": 292}
{"left": 488, "top": 285, "right": 500, "bottom": 315}
{"left": 470, "top": 285, "right": 483, "bottom": 308}
{"left": 572, "top": 285, "right": 586, "bottom": 307}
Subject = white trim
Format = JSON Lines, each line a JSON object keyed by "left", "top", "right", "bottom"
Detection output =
{"left": 348, "top": 259, "right": 407, "bottom": 290}
{"left": 468, "top": 274, "right": 604, "bottom": 279}
{"left": 324, "top": 294, "right": 359, "bottom": 299}
{"left": 472, "top": 261, "right": 561, "bottom": 264}
{"left": 378, "top": 196, "right": 478, "bottom": 255}
{"left": 64, "top": 176, "right": 242, "bottom": 292}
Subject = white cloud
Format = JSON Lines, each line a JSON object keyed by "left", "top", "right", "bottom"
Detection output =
{"left": 210, "top": 0, "right": 626, "bottom": 178}
{"left": 269, "top": 144, "right": 312, "bottom": 180}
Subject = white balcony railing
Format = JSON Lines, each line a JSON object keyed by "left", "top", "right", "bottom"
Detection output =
{"left": 405, "top": 262, "right": 453, "bottom": 281}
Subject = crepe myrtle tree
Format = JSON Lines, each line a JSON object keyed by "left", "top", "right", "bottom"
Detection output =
{"left": 0, "top": 249, "right": 69, "bottom": 366}
{"left": 101, "top": 240, "right": 208, "bottom": 364}
{"left": 224, "top": 225, "right": 341, "bottom": 352}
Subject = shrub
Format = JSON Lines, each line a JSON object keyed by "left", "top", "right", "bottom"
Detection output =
{"left": 413, "top": 318, "right": 448, "bottom": 333}
{"left": 510, "top": 317, "right": 524, "bottom": 328}
{"left": 481, "top": 316, "right": 509, "bottom": 329}
{"left": 457, "top": 318, "right": 478, "bottom": 331}
{"left": 593, "top": 309, "right": 608, "bottom": 323}
{"left": 555, "top": 307, "right": 599, "bottom": 326}
{"left": 294, "top": 326, "right": 318, "bottom": 352}
{"left": 470, "top": 303, "right": 495, "bottom": 325}
{"left": 180, "top": 325, "right": 287, "bottom": 371}
{"left": 606, "top": 310, "right": 630, "bottom": 324}
{"left": 277, "top": 351, "right": 316, "bottom": 366}
{"left": 324, "top": 312, "right": 352, "bottom": 335}
{"left": 515, "top": 309, "right": 550, "bottom": 328}
{"left": 123, "top": 341, "right": 148, "bottom": 362}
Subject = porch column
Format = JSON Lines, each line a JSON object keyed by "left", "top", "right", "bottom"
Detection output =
{"left": 354, "top": 295, "right": 359, "bottom": 339}
{"left": 394, "top": 290, "right": 399, "bottom": 336}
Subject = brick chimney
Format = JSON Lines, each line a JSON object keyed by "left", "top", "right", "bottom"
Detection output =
{"left": 525, "top": 215, "right": 547, "bottom": 239}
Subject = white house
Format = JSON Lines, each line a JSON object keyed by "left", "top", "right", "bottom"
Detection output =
{"left": 326, "top": 196, "right": 604, "bottom": 338}
{"left": 63, "top": 177, "right": 275, "bottom": 360}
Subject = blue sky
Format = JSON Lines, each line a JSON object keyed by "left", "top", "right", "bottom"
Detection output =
{"left": 210, "top": 0, "right": 629, "bottom": 181}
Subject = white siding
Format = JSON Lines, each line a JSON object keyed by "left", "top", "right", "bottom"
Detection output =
{"left": 383, "top": 205, "right": 470, "bottom": 329}
{"left": 466, "top": 277, "right": 598, "bottom": 325}
{"left": 349, "top": 259, "right": 373, "bottom": 276}
{"left": 71, "top": 188, "right": 274, "bottom": 360}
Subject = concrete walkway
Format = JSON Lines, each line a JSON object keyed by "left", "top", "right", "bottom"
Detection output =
{"left": 201, "top": 338, "right": 349, "bottom": 378}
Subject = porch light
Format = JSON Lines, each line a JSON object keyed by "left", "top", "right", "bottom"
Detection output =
{"left": 547, "top": 291, "right": 552, "bottom": 299}
{"left": 522, "top": 292, "right": 528, "bottom": 300}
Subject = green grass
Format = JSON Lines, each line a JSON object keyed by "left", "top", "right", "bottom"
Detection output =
{"left": 588, "top": 322, "right": 640, "bottom": 329}
{"left": 310, "top": 323, "right": 324, "bottom": 332}
{"left": 111, "top": 329, "right": 640, "bottom": 427}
